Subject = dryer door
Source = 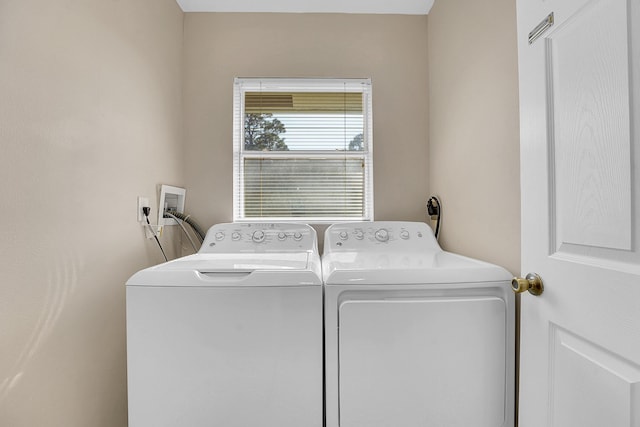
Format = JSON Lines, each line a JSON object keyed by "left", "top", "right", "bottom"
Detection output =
{"left": 338, "top": 296, "right": 507, "bottom": 427}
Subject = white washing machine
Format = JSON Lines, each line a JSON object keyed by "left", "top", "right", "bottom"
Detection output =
{"left": 323, "top": 221, "right": 515, "bottom": 427}
{"left": 126, "top": 223, "right": 323, "bottom": 427}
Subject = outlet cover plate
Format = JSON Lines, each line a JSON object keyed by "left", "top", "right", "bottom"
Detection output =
{"left": 137, "top": 196, "right": 150, "bottom": 222}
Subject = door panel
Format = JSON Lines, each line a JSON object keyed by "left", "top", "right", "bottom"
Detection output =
{"left": 517, "top": 0, "right": 640, "bottom": 425}
{"left": 549, "top": 325, "right": 640, "bottom": 427}
{"left": 549, "top": 0, "right": 632, "bottom": 253}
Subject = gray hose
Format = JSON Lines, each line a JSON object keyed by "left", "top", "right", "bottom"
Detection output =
{"left": 164, "top": 210, "right": 206, "bottom": 242}
{"left": 164, "top": 211, "right": 199, "bottom": 252}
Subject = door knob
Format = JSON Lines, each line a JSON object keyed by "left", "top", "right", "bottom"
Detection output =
{"left": 512, "top": 273, "right": 544, "bottom": 296}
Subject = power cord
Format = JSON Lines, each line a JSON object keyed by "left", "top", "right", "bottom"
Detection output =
{"left": 427, "top": 196, "right": 441, "bottom": 240}
{"left": 143, "top": 207, "right": 168, "bottom": 262}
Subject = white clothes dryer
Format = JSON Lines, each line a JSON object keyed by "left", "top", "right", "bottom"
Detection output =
{"left": 323, "top": 221, "right": 515, "bottom": 427}
{"left": 126, "top": 223, "right": 323, "bottom": 427}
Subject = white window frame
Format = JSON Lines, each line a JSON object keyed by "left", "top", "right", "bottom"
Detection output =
{"left": 232, "top": 77, "right": 374, "bottom": 223}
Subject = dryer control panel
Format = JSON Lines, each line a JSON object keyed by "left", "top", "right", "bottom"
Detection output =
{"left": 324, "top": 221, "right": 439, "bottom": 252}
{"left": 199, "top": 222, "right": 318, "bottom": 253}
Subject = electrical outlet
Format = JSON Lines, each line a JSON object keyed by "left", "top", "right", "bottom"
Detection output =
{"left": 137, "top": 197, "right": 150, "bottom": 222}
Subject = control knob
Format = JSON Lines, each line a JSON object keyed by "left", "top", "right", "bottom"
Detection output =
{"left": 339, "top": 231, "right": 349, "bottom": 240}
{"left": 400, "top": 230, "right": 410, "bottom": 240}
{"left": 215, "top": 232, "right": 225, "bottom": 241}
{"left": 232, "top": 232, "right": 241, "bottom": 241}
{"left": 278, "top": 232, "right": 287, "bottom": 241}
{"left": 252, "top": 230, "right": 265, "bottom": 243}
{"left": 375, "top": 228, "right": 389, "bottom": 242}
{"left": 293, "top": 231, "right": 303, "bottom": 241}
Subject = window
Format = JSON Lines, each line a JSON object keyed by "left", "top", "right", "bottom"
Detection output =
{"left": 233, "top": 78, "right": 373, "bottom": 222}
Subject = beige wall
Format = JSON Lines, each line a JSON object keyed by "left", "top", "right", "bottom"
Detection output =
{"left": 427, "top": 0, "right": 521, "bottom": 275}
{"left": 0, "top": 0, "right": 184, "bottom": 425}
{"left": 0, "top": 2, "right": 520, "bottom": 424}
{"left": 183, "top": 13, "right": 430, "bottom": 238}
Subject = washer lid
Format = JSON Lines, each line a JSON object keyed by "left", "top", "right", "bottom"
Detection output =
{"left": 158, "top": 252, "right": 311, "bottom": 271}
{"left": 127, "top": 252, "right": 323, "bottom": 287}
{"left": 128, "top": 222, "right": 323, "bottom": 287}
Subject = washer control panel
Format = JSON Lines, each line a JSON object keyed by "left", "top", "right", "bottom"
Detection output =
{"left": 200, "top": 223, "right": 317, "bottom": 253}
{"left": 324, "top": 221, "right": 439, "bottom": 251}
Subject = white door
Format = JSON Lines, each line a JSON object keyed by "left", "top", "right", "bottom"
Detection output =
{"left": 516, "top": 0, "right": 640, "bottom": 425}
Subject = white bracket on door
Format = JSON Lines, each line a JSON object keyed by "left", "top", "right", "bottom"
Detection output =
{"left": 529, "top": 12, "right": 554, "bottom": 44}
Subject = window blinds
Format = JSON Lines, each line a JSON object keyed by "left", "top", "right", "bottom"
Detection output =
{"left": 233, "top": 78, "right": 373, "bottom": 222}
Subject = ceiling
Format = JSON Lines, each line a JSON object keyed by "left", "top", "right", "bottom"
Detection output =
{"left": 175, "top": 0, "right": 435, "bottom": 15}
